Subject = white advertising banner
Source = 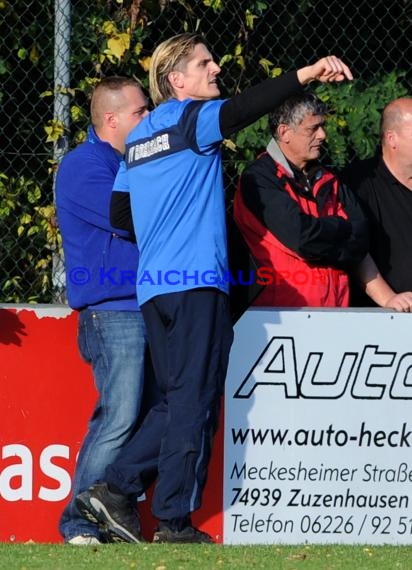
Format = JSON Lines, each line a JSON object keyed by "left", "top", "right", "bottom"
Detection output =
{"left": 224, "top": 309, "right": 412, "bottom": 545}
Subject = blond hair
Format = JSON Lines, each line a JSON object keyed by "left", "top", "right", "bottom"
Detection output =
{"left": 149, "top": 33, "right": 205, "bottom": 106}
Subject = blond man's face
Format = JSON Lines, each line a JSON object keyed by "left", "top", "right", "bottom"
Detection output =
{"left": 175, "top": 43, "right": 221, "bottom": 101}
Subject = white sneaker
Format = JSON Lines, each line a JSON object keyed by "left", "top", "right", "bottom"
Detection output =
{"left": 67, "top": 535, "right": 101, "bottom": 545}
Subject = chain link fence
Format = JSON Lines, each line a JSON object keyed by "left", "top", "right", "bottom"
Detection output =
{"left": 1, "top": 0, "right": 411, "bottom": 303}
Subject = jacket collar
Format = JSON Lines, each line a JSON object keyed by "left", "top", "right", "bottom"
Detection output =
{"left": 266, "top": 137, "right": 325, "bottom": 185}
{"left": 86, "top": 125, "right": 122, "bottom": 159}
{"left": 87, "top": 125, "right": 100, "bottom": 144}
{"left": 266, "top": 137, "right": 294, "bottom": 178}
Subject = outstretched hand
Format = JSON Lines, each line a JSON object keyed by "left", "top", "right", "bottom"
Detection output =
{"left": 297, "top": 56, "right": 353, "bottom": 85}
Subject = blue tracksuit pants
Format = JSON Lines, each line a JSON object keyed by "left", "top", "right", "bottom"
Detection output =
{"left": 105, "top": 288, "right": 234, "bottom": 521}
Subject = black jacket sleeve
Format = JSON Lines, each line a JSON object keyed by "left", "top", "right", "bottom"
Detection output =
{"left": 219, "top": 72, "right": 302, "bottom": 138}
{"left": 110, "top": 191, "right": 135, "bottom": 239}
{"left": 240, "top": 155, "right": 368, "bottom": 269}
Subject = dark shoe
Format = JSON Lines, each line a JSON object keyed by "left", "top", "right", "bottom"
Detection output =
{"left": 75, "top": 482, "right": 143, "bottom": 543}
{"left": 153, "top": 525, "right": 213, "bottom": 544}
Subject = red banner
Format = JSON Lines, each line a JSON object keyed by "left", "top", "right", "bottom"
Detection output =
{"left": 0, "top": 307, "right": 223, "bottom": 543}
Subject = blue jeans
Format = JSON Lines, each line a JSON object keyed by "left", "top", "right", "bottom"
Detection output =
{"left": 59, "top": 309, "right": 147, "bottom": 541}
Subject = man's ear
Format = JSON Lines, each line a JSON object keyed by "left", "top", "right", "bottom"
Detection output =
{"left": 104, "top": 111, "right": 117, "bottom": 129}
{"left": 277, "top": 124, "right": 290, "bottom": 143}
{"left": 385, "top": 129, "right": 397, "bottom": 149}
{"left": 168, "top": 70, "right": 184, "bottom": 91}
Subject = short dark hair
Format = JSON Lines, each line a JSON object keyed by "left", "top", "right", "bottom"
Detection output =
{"left": 91, "top": 76, "right": 142, "bottom": 127}
{"left": 269, "top": 93, "right": 328, "bottom": 140}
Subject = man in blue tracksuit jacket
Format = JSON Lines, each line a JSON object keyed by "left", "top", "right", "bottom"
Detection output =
{"left": 55, "top": 76, "right": 149, "bottom": 545}
{"left": 76, "top": 34, "right": 353, "bottom": 544}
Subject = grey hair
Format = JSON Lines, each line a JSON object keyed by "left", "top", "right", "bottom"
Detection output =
{"left": 269, "top": 93, "right": 328, "bottom": 140}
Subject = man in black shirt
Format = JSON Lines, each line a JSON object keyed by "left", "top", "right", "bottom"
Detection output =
{"left": 344, "top": 97, "right": 412, "bottom": 311}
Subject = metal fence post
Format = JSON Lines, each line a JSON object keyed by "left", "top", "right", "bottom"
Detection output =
{"left": 53, "top": 0, "right": 71, "bottom": 302}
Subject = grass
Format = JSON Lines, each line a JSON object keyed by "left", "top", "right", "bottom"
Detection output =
{"left": 1, "top": 544, "right": 412, "bottom": 570}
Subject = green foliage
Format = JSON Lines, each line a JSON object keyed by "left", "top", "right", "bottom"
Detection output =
{"left": 1, "top": 0, "right": 411, "bottom": 302}
{"left": 0, "top": 174, "right": 61, "bottom": 303}
{"left": 225, "top": 70, "right": 408, "bottom": 177}
{"left": 224, "top": 116, "right": 269, "bottom": 176}
{"left": 315, "top": 71, "right": 408, "bottom": 168}
{"left": 56, "top": 1, "right": 155, "bottom": 147}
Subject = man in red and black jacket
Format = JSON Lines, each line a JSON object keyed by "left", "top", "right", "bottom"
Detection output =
{"left": 234, "top": 92, "right": 369, "bottom": 308}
